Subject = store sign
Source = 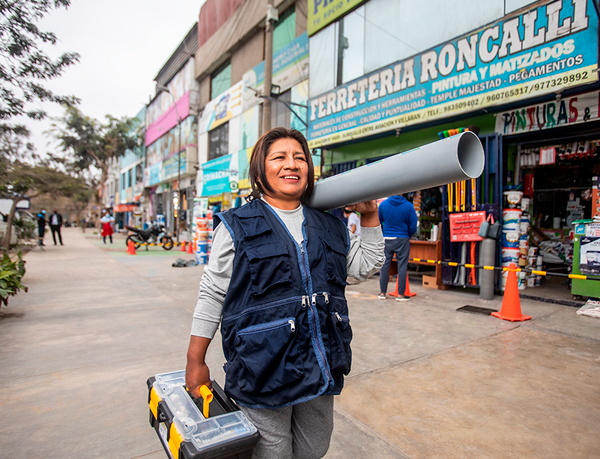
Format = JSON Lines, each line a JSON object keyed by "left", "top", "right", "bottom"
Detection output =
{"left": 114, "top": 204, "right": 139, "bottom": 212}
{"left": 495, "top": 89, "right": 599, "bottom": 135}
{"left": 198, "top": 82, "right": 243, "bottom": 133}
{"left": 242, "top": 33, "right": 309, "bottom": 111}
{"left": 308, "top": 0, "right": 366, "bottom": 36}
{"left": 539, "top": 147, "right": 557, "bottom": 165}
{"left": 307, "top": 0, "right": 598, "bottom": 148}
{"left": 579, "top": 236, "right": 600, "bottom": 275}
{"left": 198, "top": 153, "right": 239, "bottom": 197}
{"left": 162, "top": 151, "right": 187, "bottom": 181}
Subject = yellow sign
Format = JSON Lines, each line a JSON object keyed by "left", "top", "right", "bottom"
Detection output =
{"left": 307, "top": 0, "right": 366, "bottom": 36}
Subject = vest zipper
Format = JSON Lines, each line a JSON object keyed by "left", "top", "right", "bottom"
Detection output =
{"left": 299, "top": 241, "right": 331, "bottom": 383}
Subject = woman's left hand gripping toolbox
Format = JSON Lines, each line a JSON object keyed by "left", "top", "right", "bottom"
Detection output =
{"left": 146, "top": 370, "right": 260, "bottom": 459}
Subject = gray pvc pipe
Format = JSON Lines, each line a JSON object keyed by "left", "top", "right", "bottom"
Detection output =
{"left": 479, "top": 237, "right": 496, "bottom": 300}
{"left": 307, "top": 131, "right": 485, "bottom": 211}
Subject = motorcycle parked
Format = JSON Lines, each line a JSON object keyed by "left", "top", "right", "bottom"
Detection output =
{"left": 125, "top": 223, "right": 174, "bottom": 250}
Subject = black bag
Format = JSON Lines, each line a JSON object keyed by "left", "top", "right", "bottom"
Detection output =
{"left": 478, "top": 214, "right": 500, "bottom": 239}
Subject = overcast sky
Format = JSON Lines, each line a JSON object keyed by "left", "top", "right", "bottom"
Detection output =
{"left": 22, "top": 0, "right": 205, "bottom": 155}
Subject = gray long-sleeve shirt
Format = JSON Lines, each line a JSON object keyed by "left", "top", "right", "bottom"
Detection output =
{"left": 192, "top": 202, "right": 385, "bottom": 338}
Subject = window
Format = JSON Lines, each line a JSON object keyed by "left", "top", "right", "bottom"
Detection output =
{"left": 505, "top": 0, "right": 537, "bottom": 14}
{"left": 136, "top": 164, "right": 143, "bottom": 185}
{"left": 271, "top": 90, "right": 291, "bottom": 129}
{"left": 337, "top": 6, "right": 365, "bottom": 85}
{"left": 273, "top": 6, "right": 296, "bottom": 54}
{"left": 127, "top": 169, "right": 132, "bottom": 188}
{"left": 309, "top": 24, "right": 337, "bottom": 98}
{"left": 309, "top": 0, "right": 513, "bottom": 97}
{"left": 121, "top": 173, "right": 126, "bottom": 191}
{"left": 209, "top": 122, "right": 229, "bottom": 160}
{"left": 211, "top": 61, "right": 231, "bottom": 100}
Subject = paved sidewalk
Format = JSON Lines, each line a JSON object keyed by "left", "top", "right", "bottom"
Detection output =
{"left": 0, "top": 228, "right": 599, "bottom": 458}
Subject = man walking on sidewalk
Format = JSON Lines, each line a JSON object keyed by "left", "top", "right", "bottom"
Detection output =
{"left": 378, "top": 195, "right": 417, "bottom": 301}
{"left": 49, "top": 209, "right": 63, "bottom": 246}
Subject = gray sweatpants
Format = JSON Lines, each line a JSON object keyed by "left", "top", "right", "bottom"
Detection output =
{"left": 239, "top": 395, "right": 334, "bottom": 459}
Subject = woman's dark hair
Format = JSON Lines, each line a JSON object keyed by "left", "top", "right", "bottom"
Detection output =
{"left": 248, "top": 127, "right": 314, "bottom": 203}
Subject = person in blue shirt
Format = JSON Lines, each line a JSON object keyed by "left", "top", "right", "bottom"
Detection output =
{"left": 378, "top": 195, "right": 418, "bottom": 301}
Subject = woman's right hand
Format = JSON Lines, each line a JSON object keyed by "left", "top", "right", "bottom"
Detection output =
{"left": 186, "top": 360, "right": 212, "bottom": 398}
{"left": 185, "top": 336, "right": 213, "bottom": 398}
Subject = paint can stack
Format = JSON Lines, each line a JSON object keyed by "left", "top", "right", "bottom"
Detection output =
{"left": 501, "top": 190, "right": 525, "bottom": 290}
{"left": 525, "top": 247, "right": 542, "bottom": 287}
{"left": 195, "top": 215, "right": 210, "bottom": 265}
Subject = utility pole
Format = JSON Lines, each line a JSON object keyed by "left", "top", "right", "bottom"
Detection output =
{"left": 262, "top": 4, "right": 278, "bottom": 134}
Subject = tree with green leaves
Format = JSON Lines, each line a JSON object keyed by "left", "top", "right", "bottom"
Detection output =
{"left": 0, "top": 130, "right": 91, "bottom": 251}
{"left": 0, "top": 0, "right": 80, "bottom": 134}
{"left": 51, "top": 106, "right": 142, "bottom": 187}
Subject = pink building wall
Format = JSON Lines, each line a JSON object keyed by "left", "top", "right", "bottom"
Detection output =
{"left": 145, "top": 91, "right": 191, "bottom": 147}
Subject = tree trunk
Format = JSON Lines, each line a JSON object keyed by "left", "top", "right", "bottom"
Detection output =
{"left": 2, "top": 197, "right": 20, "bottom": 251}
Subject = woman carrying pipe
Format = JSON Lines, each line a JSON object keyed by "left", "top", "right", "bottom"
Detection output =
{"left": 186, "top": 127, "right": 384, "bottom": 458}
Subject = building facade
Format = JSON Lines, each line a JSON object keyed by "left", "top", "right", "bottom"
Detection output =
{"left": 305, "top": 0, "right": 599, "bottom": 291}
{"left": 115, "top": 106, "right": 146, "bottom": 230}
{"left": 194, "top": 0, "right": 312, "bottom": 212}
{"left": 144, "top": 23, "right": 200, "bottom": 237}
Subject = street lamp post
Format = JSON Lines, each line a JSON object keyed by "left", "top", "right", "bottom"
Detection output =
{"left": 156, "top": 84, "right": 182, "bottom": 242}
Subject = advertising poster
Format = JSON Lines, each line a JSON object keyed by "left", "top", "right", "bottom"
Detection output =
{"left": 162, "top": 151, "right": 187, "bottom": 181}
{"left": 242, "top": 33, "right": 309, "bottom": 111}
{"left": 198, "top": 82, "right": 243, "bottom": 133}
{"left": 198, "top": 154, "right": 239, "bottom": 197}
{"left": 308, "top": 0, "right": 366, "bottom": 36}
{"left": 307, "top": 0, "right": 598, "bottom": 148}
{"left": 579, "top": 236, "right": 600, "bottom": 275}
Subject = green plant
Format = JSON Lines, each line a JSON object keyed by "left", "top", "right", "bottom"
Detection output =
{"left": 0, "top": 251, "right": 27, "bottom": 308}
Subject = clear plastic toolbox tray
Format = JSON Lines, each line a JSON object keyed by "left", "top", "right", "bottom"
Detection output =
{"left": 152, "top": 370, "right": 257, "bottom": 453}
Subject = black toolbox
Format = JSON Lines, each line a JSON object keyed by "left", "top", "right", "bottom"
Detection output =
{"left": 147, "top": 370, "right": 259, "bottom": 459}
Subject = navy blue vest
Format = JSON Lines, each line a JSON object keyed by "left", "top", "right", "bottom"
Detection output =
{"left": 216, "top": 200, "right": 352, "bottom": 408}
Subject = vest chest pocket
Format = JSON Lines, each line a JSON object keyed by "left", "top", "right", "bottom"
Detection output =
{"left": 246, "top": 241, "right": 292, "bottom": 296}
{"left": 320, "top": 236, "right": 348, "bottom": 285}
{"left": 232, "top": 317, "right": 304, "bottom": 394}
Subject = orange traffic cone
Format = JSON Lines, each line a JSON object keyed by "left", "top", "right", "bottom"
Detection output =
{"left": 388, "top": 274, "right": 417, "bottom": 298}
{"left": 127, "top": 240, "right": 136, "bottom": 255}
{"left": 180, "top": 241, "right": 187, "bottom": 252}
{"left": 491, "top": 263, "right": 531, "bottom": 322}
{"left": 187, "top": 240, "right": 194, "bottom": 254}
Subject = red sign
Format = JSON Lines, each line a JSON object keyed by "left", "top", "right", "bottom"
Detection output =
{"left": 449, "top": 211, "right": 486, "bottom": 242}
{"left": 114, "top": 204, "right": 139, "bottom": 212}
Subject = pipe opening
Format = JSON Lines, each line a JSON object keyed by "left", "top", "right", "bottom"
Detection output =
{"left": 457, "top": 131, "right": 485, "bottom": 178}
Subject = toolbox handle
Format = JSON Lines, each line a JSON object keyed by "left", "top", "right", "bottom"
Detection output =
{"left": 199, "top": 385, "right": 213, "bottom": 418}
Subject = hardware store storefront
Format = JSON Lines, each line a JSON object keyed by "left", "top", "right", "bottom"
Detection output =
{"left": 306, "top": 0, "right": 599, "bottom": 295}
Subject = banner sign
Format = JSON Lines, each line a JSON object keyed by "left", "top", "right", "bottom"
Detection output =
{"left": 308, "top": 0, "right": 366, "bottom": 36}
{"left": 579, "top": 236, "right": 600, "bottom": 275}
{"left": 198, "top": 153, "right": 239, "bottom": 197}
{"left": 495, "top": 89, "right": 599, "bottom": 135}
{"left": 162, "top": 152, "right": 187, "bottom": 181}
{"left": 198, "top": 82, "right": 243, "bottom": 133}
{"left": 307, "top": 0, "right": 598, "bottom": 148}
{"left": 242, "top": 33, "right": 309, "bottom": 111}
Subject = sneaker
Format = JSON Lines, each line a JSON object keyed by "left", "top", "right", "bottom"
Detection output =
{"left": 396, "top": 295, "right": 411, "bottom": 302}
{"left": 378, "top": 293, "right": 387, "bottom": 300}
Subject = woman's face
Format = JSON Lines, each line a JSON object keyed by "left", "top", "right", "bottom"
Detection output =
{"left": 262, "top": 138, "right": 308, "bottom": 209}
